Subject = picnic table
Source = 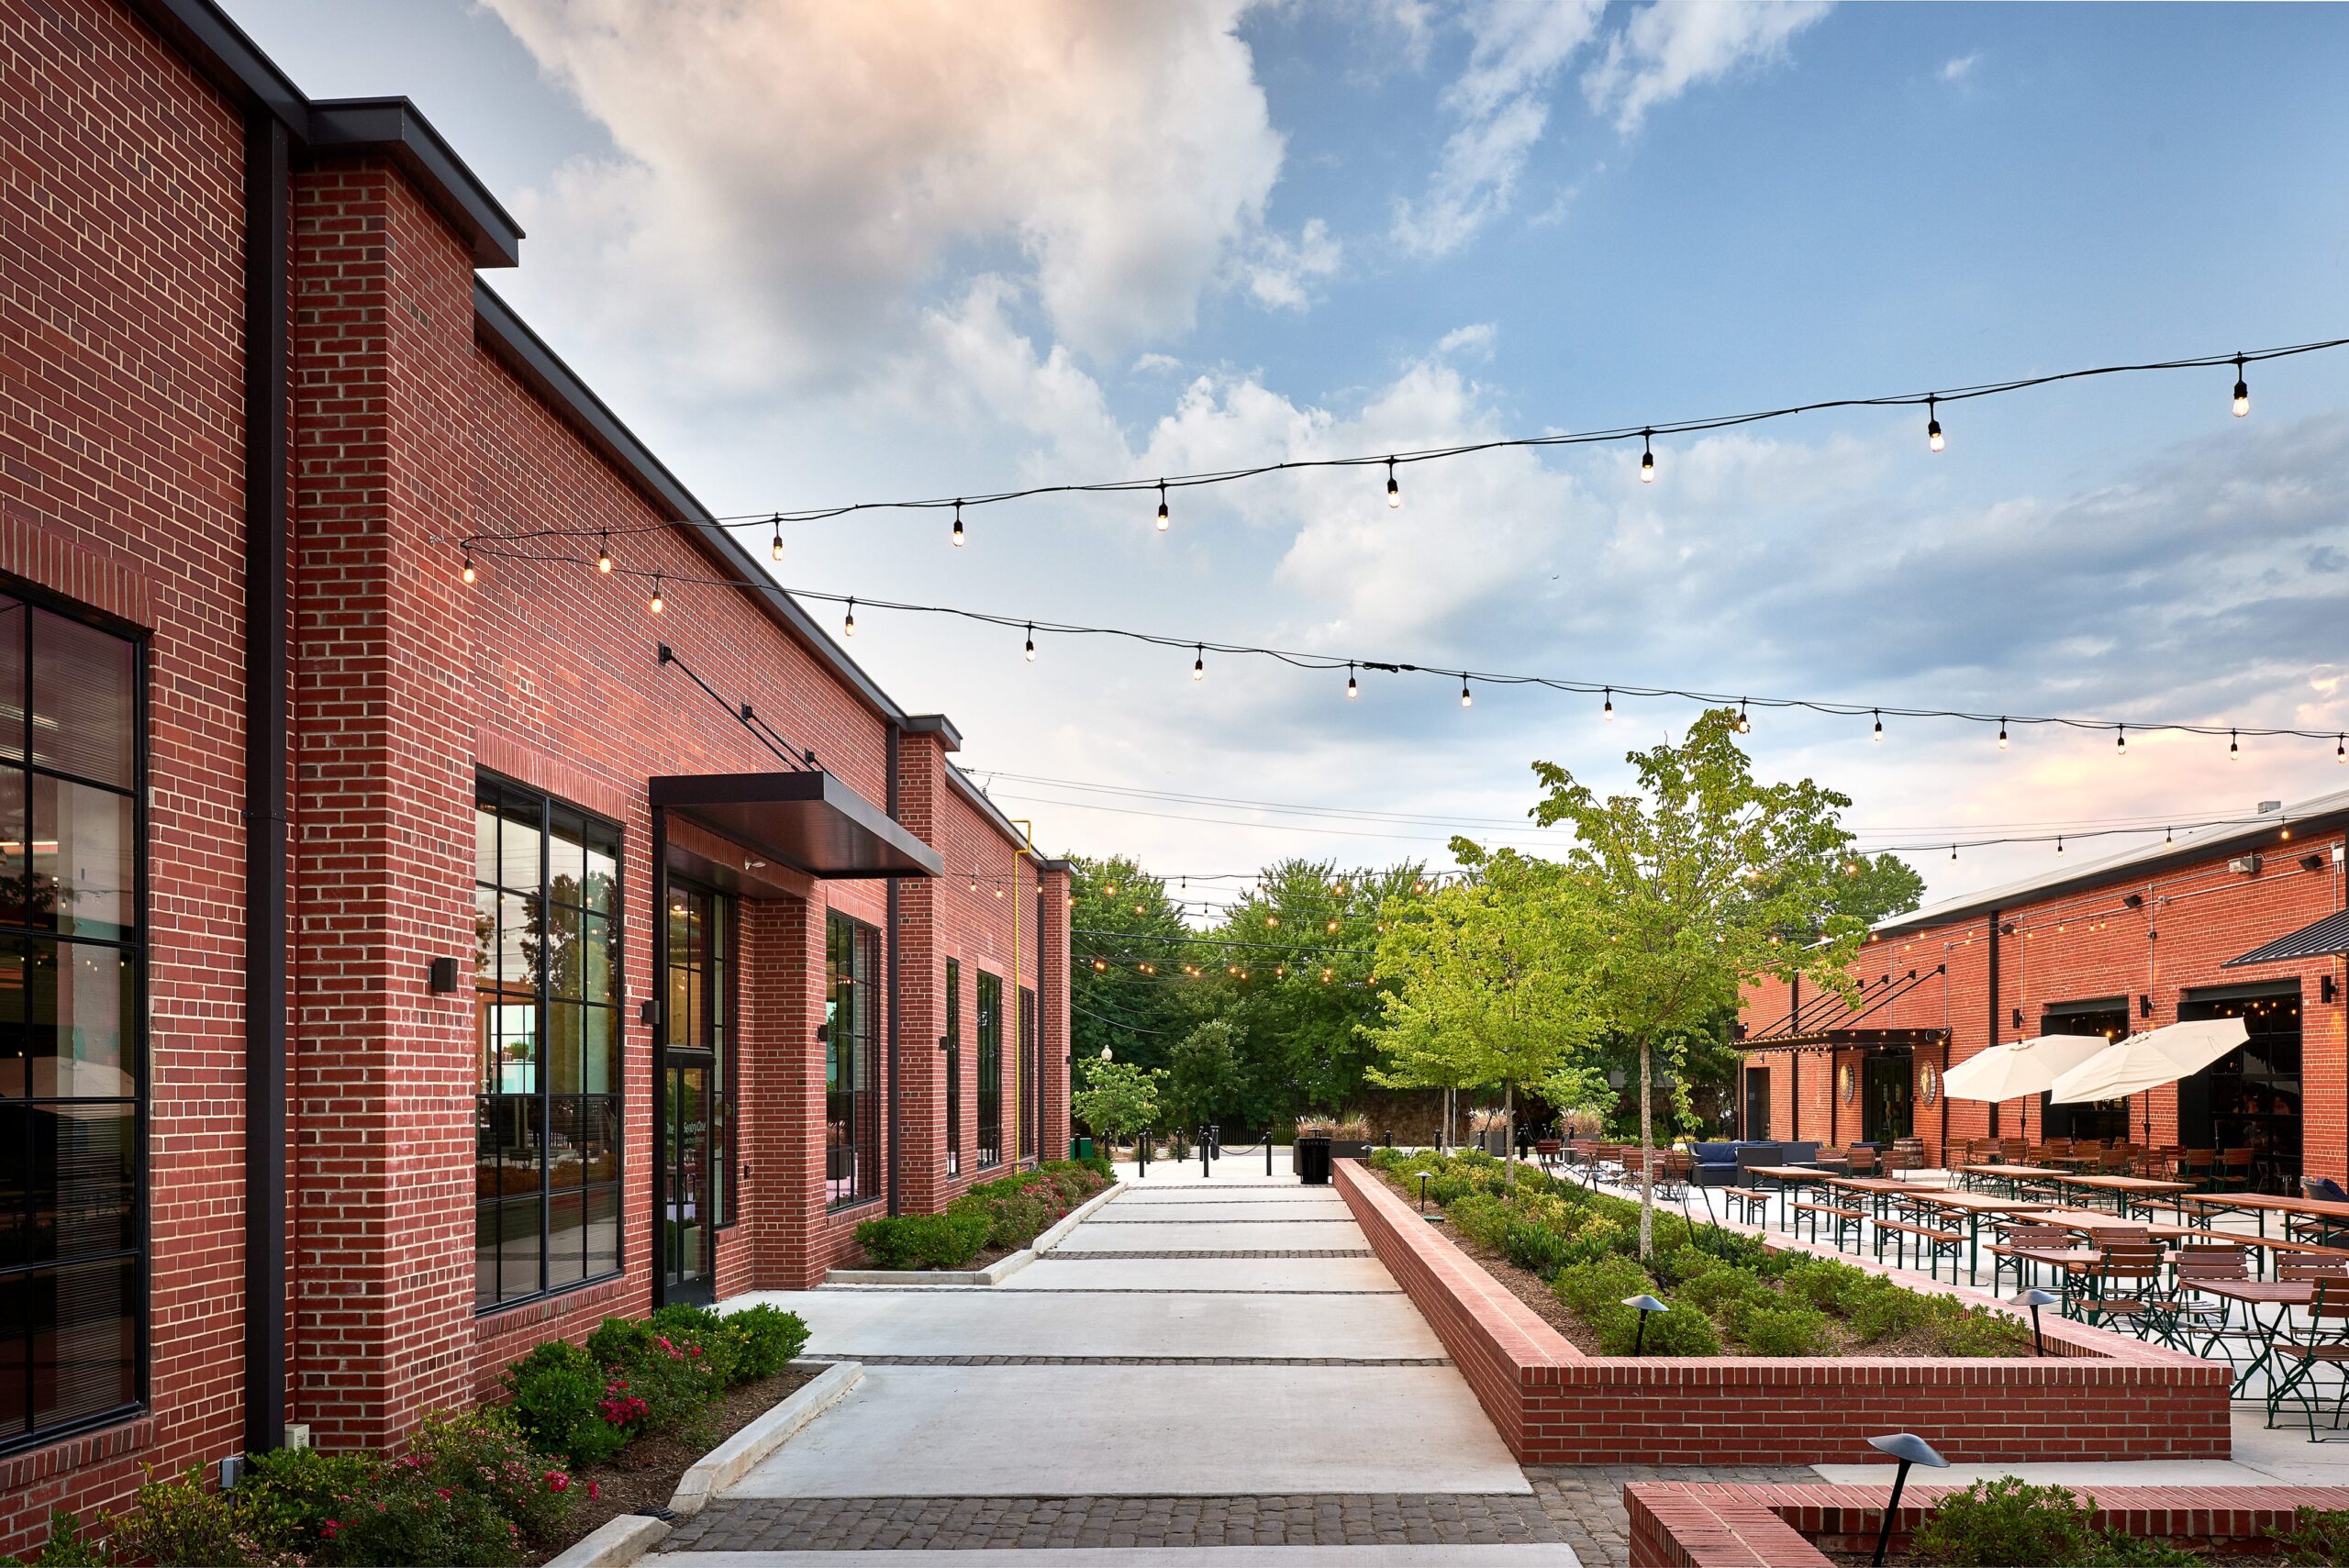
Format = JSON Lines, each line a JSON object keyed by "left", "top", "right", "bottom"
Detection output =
{"left": 1909, "top": 1190, "right": 2054, "bottom": 1281}
{"left": 1742, "top": 1165, "right": 1842, "bottom": 1228}
{"left": 1826, "top": 1174, "right": 1951, "bottom": 1223}
{"left": 2051, "top": 1173, "right": 2196, "bottom": 1218}
{"left": 2180, "top": 1192, "right": 2349, "bottom": 1240}
{"left": 1964, "top": 1162, "right": 2065, "bottom": 1195}
{"left": 2190, "top": 1278, "right": 2314, "bottom": 1396}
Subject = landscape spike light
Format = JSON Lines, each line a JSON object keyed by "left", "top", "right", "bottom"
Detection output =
{"left": 1624, "top": 1295, "right": 1668, "bottom": 1355}
{"left": 1865, "top": 1434, "right": 1949, "bottom": 1567}
{"left": 2014, "top": 1288, "right": 2060, "bottom": 1356}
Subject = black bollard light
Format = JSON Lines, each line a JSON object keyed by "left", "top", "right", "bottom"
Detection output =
{"left": 1200, "top": 1127, "right": 1210, "bottom": 1178}
{"left": 2013, "top": 1288, "right": 2060, "bottom": 1357}
{"left": 1623, "top": 1294, "right": 1668, "bottom": 1356}
{"left": 1865, "top": 1432, "right": 1948, "bottom": 1567}
{"left": 1419, "top": 1173, "right": 1431, "bottom": 1213}
{"left": 1139, "top": 1130, "right": 1148, "bottom": 1179}
{"left": 1266, "top": 1132, "right": 1274, "bottom": 1177}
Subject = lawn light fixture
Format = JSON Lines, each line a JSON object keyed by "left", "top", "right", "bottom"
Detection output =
{"left": 2013, "top": 1288, "right": 2060, "bottom": 1356}
{"left": 1624, "top": 1295, "right": 1668, "bottom": 1355}
{"left": 1865, "top": 1433, "right": 1949, "bottom": 1567}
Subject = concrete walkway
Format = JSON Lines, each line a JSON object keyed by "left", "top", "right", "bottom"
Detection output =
{"left": 667, "top": 1158, "right": 1579, "bottom": 1563}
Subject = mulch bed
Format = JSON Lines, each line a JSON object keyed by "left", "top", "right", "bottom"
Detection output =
{"left": 525, "top": 1363, "right": 816, "bottom": 1564}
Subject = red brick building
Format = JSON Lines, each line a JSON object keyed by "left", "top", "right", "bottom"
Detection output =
{"left": 0, "top": 0, "right": 1072, "bottom": 1547}
{"left": 1740, "top": 794, "right": 2347, "bottom": 1184}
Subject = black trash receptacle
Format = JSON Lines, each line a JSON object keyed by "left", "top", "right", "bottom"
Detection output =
{"left": 1296, "top": 1136, "right": 1333, "bottom": 1185}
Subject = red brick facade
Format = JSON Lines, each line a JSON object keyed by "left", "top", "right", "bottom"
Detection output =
{"left": 1336, "top": 1160, "right": 2231, "bottom": 1465}
{"left": 0, "top": 0, "right": 1071, "bottom": 1549}
{"left": 1739, "top": 820, "right": 2347, "bottom": 1177}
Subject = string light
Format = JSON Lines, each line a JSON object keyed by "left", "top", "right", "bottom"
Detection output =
{"left": 1346, "top": 662, "right": 1359, "bottom": 700}
{"left": 2116, "top": 724, "right": 2126, "bottom": 754}
{"left": 1386, "top": 458, "right": 1400, "bottom": 509}
{"left": 1640, "top": 428, "right": 1655, "bottom": 484}
{"left": 648, "top": 573, "right": 664, "bottom": 614}
{"left": 843, "top": 597, "right": 855, "bottom": 637}
{"left": 1024, "top": 623, "right": 1036, "bottom": 662}
{"left": 1998, "top": 719, "right": 2009, "bottom": 750}
{"left": 1192, "top": 644, "right": 1205, "bottom": 681}
{"left": 596, "top": 530, "right": 612, "bottom": 573}
{"left": 1460, "top": 676, "right": 1474, "bottom": 709}
{"left": 1603, "top": 686, "right": 1614, "bottom": 721}
{"left": 1872, "top": 709, "right": 1883, "bottom": 743}
{"left": 770, "top": 514, "right": 784, "bottom": 563}
{"left": 2337, "top": 734, "right": 2344, "bottom": 763}
{"left": 1735, "top": 699, "right": 1751, "bottom": 734}
{"left": 952, "top": 500, "right": 964, "bottom": 548}
{"left": 2232, "top": 355, "right": 2250, "bottom": 417}
{"left": 2056, "top": 834, "right": 2065, "bottom": 854}
{"left": 461, "top": 551, "right": 476, "bottom": 584}
{"left": 1156, "top": 481, "right": 1170, "bottom": 532}
{"left": 1926, "top": 395, "right": 1944, "bottom": 452}
{"left": 2230, "top": 728, "right": 2239, "bottom": 760}
{"left": 1950, "top": 844, "right": 1958, "bottom": 862}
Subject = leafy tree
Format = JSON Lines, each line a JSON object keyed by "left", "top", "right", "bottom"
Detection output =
{"left": 1527, "top": 707, "right": 1865, "bottom": 1255}
{"left": 1364, "top": 848, "right": 1604, "bottom": 1192}
{"left": 1165, "top": 1018, "right": 1243, "bottom": 1134}
{"left": 1067, "top": 854, "right": 1194, "bottom": 1073}
{"left": 1070, "top": 1059, "right": 1165, "bottom": 1151}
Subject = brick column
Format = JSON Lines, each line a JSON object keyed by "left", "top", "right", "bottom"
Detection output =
{"left": 893, "top": 731, "right": 950, "bottom": 1211}
{"left": 1038, "top": 862, "right": 1072, "bottom": 1160}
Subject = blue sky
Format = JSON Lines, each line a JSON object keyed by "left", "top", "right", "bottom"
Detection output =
{"left": 233, "top": 1, "right": 2349, "bottom": 903}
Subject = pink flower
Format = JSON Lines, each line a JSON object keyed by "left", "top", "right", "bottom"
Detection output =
{"left": 547, "top": 1471, "right": 572, "bottom": 1494}
{"left": 587, "top": 1482, "right": 601, "bottom": 1502}
{"left": 436, "top": 1488, "right": 451, "bottom": 1500}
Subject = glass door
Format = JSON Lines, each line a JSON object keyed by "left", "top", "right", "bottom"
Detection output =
{"left": 1863, "top": 1054, "right": 1912, "bottom": 1145}
{"left": 662, "top": 1061, "right": 712, "bottom": 1304}
{"left": 660, "top": 881, "right": 727, "bottom": 1306}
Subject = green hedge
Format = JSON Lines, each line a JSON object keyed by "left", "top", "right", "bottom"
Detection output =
{"left": 852, "top": 1161, "right": 1115, "bottom": 1272}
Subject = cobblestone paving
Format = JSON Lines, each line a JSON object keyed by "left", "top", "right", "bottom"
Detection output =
{"left": 1049, "top": 1249, "right": 1375, "bottom": 1259}
{"left": 806, "top": 1353, "right": 1453, "bottom": 1366}
{"left": 1524, "top": 1464, "right": 1816, "bottom": 1567}
{"left": 662, "top": 1493, "right": 1567, "bottom": 1551}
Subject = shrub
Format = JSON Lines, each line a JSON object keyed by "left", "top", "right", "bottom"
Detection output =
{"left": 584, "top": 1315, "right": 652, "bottom": 1371}
{"left": 1727, "top": 1300, "right": 1831, "bottom": 1355}
{"left": 400, "top": 1408, "right": 574, "bottom": 1547}
{"left": 1556, "top": 1216, "right": 1633, "bottom": 1266}
{"left": 1653, "top": 1244, "right": 1727, "bottom": 1285}
{"left": 855, "top": 1211, "right": 993, "bottom": 1270}
{"left": 28, "top": 1510, "right": 112, "bottom": 1568}
{"left": 952, "top": 1174, "right": 1063, "bottom": 1251}
{"left": 504, "top": 1340, "right": 627, "bottom": 1467}
{"left": 238, "top": 1448, "right": 384, "bottom": 1544}
{"left": 1920, "top": 1301, "right": 2034, "bottom": 1358}
{"left": 725, "top": 1304, "right": 811, "bottom": 1380}
{"left": 1595, "top": 1302, "right": 1720, "bottom": 1357}
{"left": 1499, "top": 1218, "right": 1572, "bottom": 1277}
{"left": 1553, "top": 1255, "right": 1653, "bottom": 1321}
{"left": 1847, "top": 1279, "right": 1933, "bottom": 1343}
{"left": 1912, "top": 1477, "right": 2199, "bottom": 1567}
{"left": 622, "top": 1331, "right": 725, "bottom": 1438}
{"left": 1781, "top": 1257, "right": 1876, "bottom": 1314}
{"left": 309, "top": 1473, "right": 524, "bottom": 1568}
{"left": 2278, "top": 1506, "right": 2349, "bottom": 1566}
{"left": 1445, "top": 1193, "right": 1509, "bottom": 1249}
{"left": 1673, "top": 1263, "right": 1770, "bottom": 1316}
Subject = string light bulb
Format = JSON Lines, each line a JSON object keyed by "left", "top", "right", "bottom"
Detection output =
{"left": 1640, "top": 428, "right": 1655, "bottom": 484}
{"left": 1603, "top": 686, "right": 1614, "bottom": 721}
{"left": 1192, "top": 644, "right": 1204, "bottom": 681}
{"left": 1156, "top": 480, "right": 1170, "bottom": 532}
{"left": 1460, "top": 676, "right": 1474, "bottom": 709}
{"left": 1872, "top": 709, "right": 1883, "bottom": 743}
{"left": 1927, "top": 395, "right": 1943, "bottom": 452}
{"left": 843, "top": 597, "right": 856, "bottom": 637}
{"left": 1346, "top": 662, "right": 1358, "bottom": 700}
{"left": 2116, "top": 724, "right": 2126, "bottom": 753}
{"left": 1735, "top": 699, "right": 1752, "bottom": 734}
{"left": 1950, "top": 844, "right": 1958, "bottom": 862}
{"left": 2056, "top": 834, "right": 2065, "bottom": 855}
{"left": 2229, "top": 728, "right": 2239, "bottom": 760}
{"left": 1023, "top": 623, "right": 1036, "bottom": 662}
{"left": 596, "top": 530, "right": 612, "bottom": 574}
{"left": 1998, "top": 718, "right": 2009, "bottom": 750}
{"left": 461, "top": 551, "right": 476, "bottom": 585}
{"left": 649, "top": 573, "right": 664, "bottom": 614}
{"left": 1386, "top": 458, "right": 1400, "bottom": 509}
{"left": 952, "top": 500, "right": 964, "bottom": 548}
{"left": 2232, "top": 355, "right": 2249, "bottom": 417}
{"left": 770, "top": 514, "right": 784, "bottom": 563}
{"left": 2336, "top": 733, "right": 2344, "bottom": 763}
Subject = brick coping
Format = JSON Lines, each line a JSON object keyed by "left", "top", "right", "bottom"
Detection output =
{"left": 1624, "top": 1480, "right": 2349, "bottom": 1568}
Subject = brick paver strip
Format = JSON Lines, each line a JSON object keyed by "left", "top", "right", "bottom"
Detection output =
{"left": 1048, "top": 1249, "right": 1375, "bottom": 1259}
{"left": 808, "top": 1353, "right": 1453, "bottom": 1366}
{"left": 831, "top": 1285, "right": 1404, "bottom": 1295}
{"left": 662, "top": 1493, "right": 1566, "bottom": 1551}
{"left": 1525, "top": 1465, "right": 1816, "bottom": 1568}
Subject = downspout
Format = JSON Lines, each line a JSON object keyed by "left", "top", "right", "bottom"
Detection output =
{"left": 1986, "top": 910, "right": 2001, "bottom": 1138}
{"left": 241, "top": 108, "right": 291, "bottom": 1457}
{"left": 885, "top": 724, "right": 902, "bottom": 1216}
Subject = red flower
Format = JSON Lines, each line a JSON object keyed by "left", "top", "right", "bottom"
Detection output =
{"left": 547, "top": 1471, "right": 572, "bottom": 1493}
{"left": 587, "top": 1481, "right": 601, "bottom": 1502}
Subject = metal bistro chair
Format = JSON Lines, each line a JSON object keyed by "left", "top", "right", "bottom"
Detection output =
{"left": 2171, "top": 1240, "right": 2254, "bottom": 1364}
{"left": 2267, "top": 1264, "right": 2349, "bottom": 1440}
{"left": 1989, "top": 1222, "right": 2078, "bottom": 1296}
{"left": 2070, "top": 1239, "right": 2176, "bottom": 1344}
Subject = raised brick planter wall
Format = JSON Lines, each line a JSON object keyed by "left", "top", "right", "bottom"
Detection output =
{"left": 1335, "top": 1161, "right": 2231, "bottom": 1464}
{"left": 1626, "top": 1481, "right": 2349, "bottom": 1568}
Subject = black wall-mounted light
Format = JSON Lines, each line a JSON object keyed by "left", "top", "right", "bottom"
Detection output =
{"left": 2122, "top": 893, "right": 2144, "bottom": 908}
{"left": 2300, "top": 853, "right": 2327, "bottom": 873}
{"left": 2011, "top": 1007, "right": 2024, "bottom": 1030}
{"left": 1999, "top": 921, "right": 2017, "bottom": 936}
{"left": 639, "top": 999, "right": 657, "bottom": 1027}
{"left": 2325, "top": 976, "right": 2341, "bottom": 1006}
{"left": 2139, "top": 994, "right": 2154, "bottom": 1018}
{"left": 428, "top": 956, "right": 460, "bottom": 994}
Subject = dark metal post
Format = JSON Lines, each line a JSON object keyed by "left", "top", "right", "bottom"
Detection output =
{"left": 1266, "top": 1132, "right": 1274, "bottom": 1176}
{"left": 1200, "top": 1128, "right": 1210, "bottom": 1178}
{"left": 1138, "top": 1130, "right": 1147, "bottom": 1179}
{"left": 1872, "top": 1462, "right": 1913, "bottom": 1568}
{"left": 241, "top": 107, "right": 291, "bottom": 1458}
{"left": 885, "top": 723, "right": 902, "bottom": 1216}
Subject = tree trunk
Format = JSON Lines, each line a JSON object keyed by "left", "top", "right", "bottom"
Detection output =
{"left": 1637, "top": 1037, "right": 1655, "bottom": 1258}
{"left": 1502, "top": 1080, "right": 1516, "bottom": 1196}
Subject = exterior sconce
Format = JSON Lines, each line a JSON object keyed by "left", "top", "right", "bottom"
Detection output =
{"left": 427, "top": 957, "right": 460, "bottom": 994}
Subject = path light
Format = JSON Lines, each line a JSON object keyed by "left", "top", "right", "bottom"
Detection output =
{"left": 1624, "top": 1295, "right": 1668, "bottom": 1355}
{"left": 1865, "top": 1433, "right": 1948, "bottom": 1568}
{"left": 2014, "top": 1288, "right": 2060, "bottom": 1356}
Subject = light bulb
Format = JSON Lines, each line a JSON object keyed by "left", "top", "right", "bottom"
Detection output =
{"left": 2116, "top": 726, "right": 2127, "bottom": 753}
{"left": 1345, "top": 662, "right": 1359, "bottom": 700}
{"left": 952, "top": 502, "right": 965, "bottom": 548}
{"left": 1641, "top": 429, "right": 1655, "bottom": 484}
{"left": 1156, "top": 481, "right": 1170, "bottom": 532}
{"left": 1386, "top": 460, "right": 1401, "bottom": 509}
{"left": 2057, "top": 835, "right": 2065, "bottom": 855}
{"left": 1998, "top": 719, "right": 2009, "bottom": 751}
{"left": 1926, "top": 395, "right": 1943, "bottom": 452}
{"left": 1192, "top": 644, "right": 1204, "bottom": 681}
{"left": 1950, "top": 844, "right": 1958, "bottom": 862}
{"left": 994, "top": 884, "right": 1004, "bottom": 898}
{"left": 770, "top": 517, "right": 784, "bottom": 562}
{"left": 2230, "top": 728, "right": 2239, "bottom": 760}
{"left": 596, "top": 531, "right": 612, "bottom": 573}
{"left": 1460, "top": 678, "right": 1473, "bottom": 709}
{"left": 2232, "top": 357, "right": 2250, "bottom": 417}
{"left": 843, "top": 598, "right": 855, "bottom": 637}
{"left": 2337, "top": 734, "right": 2344, "bottom": 763}
{"left": 461, "top": 553, "right": 476, "bottom": 584}
{"left": 1023, "top": 623, "right": 1036, "bottom": 662}
{"left": 1603, "top": 686, "right": 1614, "bottom": 721}
{"left": 1735, "top": 700, "right": 1751, "bottom": 734}
{"left": 1872, "top": 709, "right": 1882, "bottom": 743}
{"left": 649, "top": 574, "right": 664, "bottom": 614}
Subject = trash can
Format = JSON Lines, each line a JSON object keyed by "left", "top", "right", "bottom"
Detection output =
{"left": 1070, "top": 1136, "right": 1095, "bottom": 1161}
{"left": 1296, "top": 1136, "right": 1333, "bottom": 1185}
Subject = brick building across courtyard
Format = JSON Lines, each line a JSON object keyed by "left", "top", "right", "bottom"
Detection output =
{"left": 1741, "top": 792, "right": 2347, "bottom": 1185}
{"left": 0, "top": 0, "right": 1072, "bottom": 1547}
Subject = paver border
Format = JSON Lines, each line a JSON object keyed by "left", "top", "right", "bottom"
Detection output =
{"left": 667, "top": 1359, "right": 864, "bottom": 1517}
{"left": 822, "top": 1182, "right": 1123, "bottom": 1286}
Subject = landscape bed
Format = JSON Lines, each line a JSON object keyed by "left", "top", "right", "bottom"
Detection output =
{"left": 848, "top": 1159, "right": 1115, "bottom": 1272}
{"left": 1336, "top": 1153, "right": 2230, "bottom": 1465}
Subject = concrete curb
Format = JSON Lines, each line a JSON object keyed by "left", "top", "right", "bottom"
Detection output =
{"left": 823, "top": 1182, "right": 1122, "bottom": 1287}
{"left": 668, "top": 1359, "right": 863, "bottom": 1518}
{"left": 540, "top": 1512, "right": 669, "bottom": 1568}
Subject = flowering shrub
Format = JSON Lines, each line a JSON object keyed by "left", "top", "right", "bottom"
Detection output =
{"left": 506, "top": 1338, "right": 629, "bottom": 1466}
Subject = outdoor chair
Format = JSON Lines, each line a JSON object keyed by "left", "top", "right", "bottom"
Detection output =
{"left": 2266, "top": 1268, "right": 2349, "bottom": 1441}
{"left": 1842, "top": 1146, "right": 1880, "bottom": 1177}
{"left": 2210, "top": 1148, "right": 2256, "bottom": 1195}
{"left": 2068, "top": 1240, "right": 2176, "bottom": 1343}
{"left": 1733, "top": 1144, "right": 1787, "bottom": 1188}
{"left": 2171, "top": 1241, "right": 2254, "bottom": 1361}
{"left": 1989, "top": 1222, "right": 2078, "bottom": 1295}
{"left": 1656, "top": 1149, "right": 1692, "bottom": 1200}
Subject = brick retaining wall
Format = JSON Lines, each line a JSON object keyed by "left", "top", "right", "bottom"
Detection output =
{"left": 1334, "top": 1160, "right": 2231, "bottom": 1463}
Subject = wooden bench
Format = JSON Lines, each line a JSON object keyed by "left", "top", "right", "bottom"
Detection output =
{"left": 1876, "top": 1218, "right": 1966, "bottom": 1282}
{"left": 1792, "top": 1198, "right": 1864, "bottom": 1251}
{"left": 1724, "top": 1187, "right": 1772, "bottom": 1226}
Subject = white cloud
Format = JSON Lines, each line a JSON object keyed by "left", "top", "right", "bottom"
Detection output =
{"left": 1940, "top": 51, "right": 1982, "bottom": 83}
{"left": 484, "top": 0, "right": 1307, "bottom": 395}
{"left": 1583, "top": 1, "right": 1833, "bottom": 134}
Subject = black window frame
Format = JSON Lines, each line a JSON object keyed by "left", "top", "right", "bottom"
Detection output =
{"left": 975, "top": 970, "right": 1003, "bottom": 1170}
{"left": 664, "top": 880, "right": 735, "bottom": 1233}
{"left": 825, "top": 912, "right": 882, "bottom": 1210}
{"left": 942, "top": 958, "right": 962, "bottom": 1179}
{"left": 1019, "top": 984, "right": 1038, "bottom": 1166}
{"left": 473, "top": 775, "right": 625, "bottom": 1315}
{"left": 0, "top": 586, "right": 149, "bottom": 1457}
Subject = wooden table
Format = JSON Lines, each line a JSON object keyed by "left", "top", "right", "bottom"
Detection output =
{"left": 2181, "top": 1192, "right": 2349, "bottom": 1240}
{"left": 1909, "top": 1190, "right": 2054, "bottom": 1282}
{"left": 1964, "top": 1163, "right": 2065, "bottom": 1196}
{"left": 1742, "top": 1165, "right": 1842, "bottom": 1229}
{"left": 2052, "top": 1173, "right": 2196, "bottom": 1218}
{"left": 2191, "top": 1278, "right": 2317, "bottom": 1395}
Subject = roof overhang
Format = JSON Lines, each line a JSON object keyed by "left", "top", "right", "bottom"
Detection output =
{"left": 1741, "top": 1029, "right": 1948, "bottom": 1055}
{"left": 2223, "top": 907, "right": 2349, "bottom": 968}
{"left": 651, "top": 772, "right": 941, "bottom": 881}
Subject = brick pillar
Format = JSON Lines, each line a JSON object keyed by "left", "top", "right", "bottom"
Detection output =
{"left": 287, "top": 159, "right": 479, "bottom": 1447}
{"left": 892, "top": 732, "right": 948, "bottom": 1211}
{"left": 1039, "top": 862, "right": 1072, "bottom": 1161}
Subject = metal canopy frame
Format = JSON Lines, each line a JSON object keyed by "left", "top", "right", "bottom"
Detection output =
{"left": 650, "top": 771, "right": 941, "bottom": 881}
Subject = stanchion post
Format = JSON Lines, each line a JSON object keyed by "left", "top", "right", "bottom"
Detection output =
{"left": 1200, "top": 1127, "right": 1210, "bottom": 1178}
{"left": 1266, "top": 1131, "right": 1274, "bottom": 1177}
{"left": 1139, "top": 1129, "right": 1148, "bottom": 1180}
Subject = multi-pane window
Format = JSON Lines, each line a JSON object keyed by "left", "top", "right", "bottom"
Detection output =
{"left": 975, "top": 971, "right": 1002, "bottom": 1170}
{"left": 825, "top": 914, "right": 880, "bottom": 1208}
{"left": 474, "top": 780, "right": 622, "bottom": 1310}
{"left": 942, "top": 959, "right": 962, "bottom": 1179}
{"left": 1019, "top": 984, "right": 1038, "bottom": 1164}
{"left": 665, "top": 884, "right": 731, "bottom": 1237}
{"left": 0, "top": 599, "right": 141, "bottom": 1451}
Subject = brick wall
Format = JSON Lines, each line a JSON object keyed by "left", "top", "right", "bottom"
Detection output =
{"left": 1336, "top": 1160, "right": 2231, "bottom": 1464}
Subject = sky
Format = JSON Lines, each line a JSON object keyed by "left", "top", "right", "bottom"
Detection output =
{"left": 231, "top": 0, "right": 2349, "bottom": 912}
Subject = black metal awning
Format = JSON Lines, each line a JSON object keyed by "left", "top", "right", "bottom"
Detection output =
{"left": 2223, "top": 907, "right": 2349, "bottom": 968}
{"left": 651, "top": 771, "right": 941, "bottom": 880}
{"left": 1740, "top": 1029, "right": 1947, "bottom": 1055}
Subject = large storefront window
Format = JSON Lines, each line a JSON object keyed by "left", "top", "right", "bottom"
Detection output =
{"left": 2179, "top": 982, "right": 2302, "bottom": 1190}
{"left": 975, "top": 971, "right": 1002, "bottom": 1169}
{"left": 0, "top": 599, "right": 141, "bottom": 1450}
{"left": 943, "top": 959, "right": 962, "bottom": 1179}
{"left": 474, "top": 779, "right": 622, "bottom": 1310}
{"left": 2039, "top": 999, "right": 2132, "bottom": 1140}
{"left": 825, "top": 914, "right": 879, "bottom": 1208}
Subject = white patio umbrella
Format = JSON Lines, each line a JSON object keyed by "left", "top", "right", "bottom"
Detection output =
{"left": 1941, "top": 1033, "right": 2113, "bottom": 1104}
{"left": 2046, "top": 1018, "right": 2250, "bottom": 1105}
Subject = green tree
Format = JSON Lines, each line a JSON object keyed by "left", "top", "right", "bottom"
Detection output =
{"left": 1528, "top": 707, "right": 1865, "bottom": 1255}
{"left": 1165, "top": 1018, "right": 1243, "bottom": 1133}
{"left": 1067, "top": 854, "right": 1194, "bottom": 1073}
{"left": 1071, "top": 1059, "right": 1165, "bottom": 1151}
{"left": 1364, "top": 848, "right": 1603, "bottom": 1192}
